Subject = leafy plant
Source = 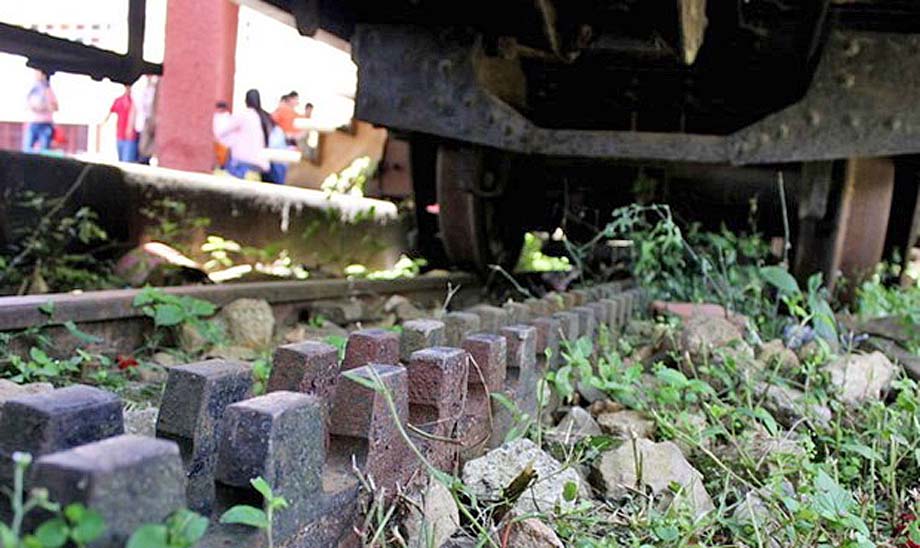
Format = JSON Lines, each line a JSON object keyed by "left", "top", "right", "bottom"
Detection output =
{"left": 219, "top": 477, "right": 288, "bottom": 548}
{"left": 251, "top": 354, "right": 271, "bottom": 396}
{"left": 1, "top": 452, "right": 105, "bottom": 548}
{"left": 0, "top": 189, "right": 120, "bottom": 295}
{"left": 126, "top": 509, "right": 208, "bottom": 548}
{"left": 5, "top": 347, "right": 81, "bottom": 384}
{"left": 132, "top": 287, "right": 224, "bottom": 348}
{"left": 761, "top": 266, "right": 838, "bottom": 345}
{"left": 139, "top": 198, "right": 210, "bottom": 255}
{"left": 515, "top": 232, "right": 571, "bottom": 273}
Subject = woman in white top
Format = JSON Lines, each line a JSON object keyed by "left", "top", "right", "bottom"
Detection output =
{"left": 216, "top": 89, "right": 272, "bottom": 179}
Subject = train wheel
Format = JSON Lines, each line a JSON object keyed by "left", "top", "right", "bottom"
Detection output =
{"left": 436, "top": 144, "right": 525, "bottom": 273}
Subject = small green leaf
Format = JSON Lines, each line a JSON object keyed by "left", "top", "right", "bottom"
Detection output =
{"left": 64, "top": 321, "right": 103, "bottom": 344}
{"left": 182, "top": 297, "right": 216, "bottom": 318}
{"left": 250, "top": 477, "right": 274, "bottom": 501}
{"left": 38, "top": 301, "right": 55, "bottom": 316}
{"left": 132, "top": 288, "right": 158, "bottom": 307}
{"left": 0, "top": 524, "right": 18, "bottom": 548}
{"left": 562, "top": 481, "right": 578, "bottom": 502}
{"left": 153, "top": 304, "right": 185, "bottom": 327}
{"left": 753, "top": 407, "right": 778, "bottom": 437}
{"left": 653, "top": 523, "right": 679, "bottom": 542}
{"left": 29, "top": 347, "right": 51, "bottom": 365}
{"left": 63, "top": 503, "right": 85, "bottom": 522}
{"left": 219, "top": 505, "right": 269, "bottom": 529}
{"left": 761, "top": 266, "right": 800, "bottom": 296}
{"left": 842, "top": 442, "right": 882, "bottom": 462}
{"left": 169, "top": 509, "right": 209, "bottom": 545}
{"left": 70, "top": 509, "right": 105, "bottom": 544}
{"left": 33, "top": 518, "right": 68, "bottom": 548}
{"left": 126, "top": 524, "right": 169, "bottom": 548}
{"left": 655, "top": 367, "right": 689, "bottom": 388}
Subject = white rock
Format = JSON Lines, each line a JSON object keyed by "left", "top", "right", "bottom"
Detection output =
{"left": 756, "top": 382, "right": 832, "bottom": 428}
{"left": 826, "top": 351, "right": 896, "bottom": 405}
{"left": 596, "top": 410, "right": 655, "bottom": 439}
{"left": 462, "top": 438, "right": 585, "bottom": 514}
{"left": 501, "top": 516, "right": 563, "bottom": 548}
{"left": 219, "top": 298, "right": 275, "bottom": 349}
{"left": 547, "top": 407, "right": 602, "bottom": 445}
{"left": 404, "top": 478, "right": 459, "bottom": 548}
{"left": 0, "top": 379, "right": 54, "bottom": 402}
{"left": 592, "top": 439, "right": 713, "bottom": 518}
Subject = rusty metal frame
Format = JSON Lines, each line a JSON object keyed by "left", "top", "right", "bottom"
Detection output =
{"left": 352, "top": 25, "right": 920, "bottom": 165}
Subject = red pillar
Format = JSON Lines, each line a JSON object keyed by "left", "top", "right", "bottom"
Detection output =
{"left": 157, "top": 0, "right": 238, "bottom": 172}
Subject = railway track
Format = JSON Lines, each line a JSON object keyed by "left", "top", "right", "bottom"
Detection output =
{"left": 0, "top": 272, "right": 482, "bottom": 354}
{"left": 0, "top": 274, "right": 643, "bottom": 547}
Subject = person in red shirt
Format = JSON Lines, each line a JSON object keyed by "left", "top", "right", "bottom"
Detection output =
{"left": 104, "top": 85, "right": 139, "bottom": 162}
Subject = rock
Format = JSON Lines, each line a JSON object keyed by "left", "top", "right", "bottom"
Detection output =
{"left": 826, "top": 351, "right": 896, "bottom": 405}
{"left": 596, "top": 410, "right": 655, "bottom": 440}
{"left": 151, "top": 352, "right": 181, "bottom": 367}
{"left": 719, "top": 424, "right": 806, "bottom": 473}
{"left": 308, "top": 300, "right": 366, "bottom": 325}
{"left": 680, "top": 314, "right": 753, "bottom": 362}
{"left": 758, "top": 339, "right": 800, "bottom": 373}
{"left": 124, "top": 407, "right": 159, "bottom": 437}
{"left": 207, "top": 345, "right": 259, "bottom": 362}
{"left": 0, "top": 379, "right": 54, "bottom": 402}
{"left": 587, "top": 399, "right": 624, "bottom": 417}
{"left": 462, "top": 438, "right": 585, "bottom": 514}
{"left": 592, "top": 439, "right": 713, "bottom": 518}
{"left": 547, "top": 407, "right": 602, "bottom": 445}
{"left": 838, "top": 313, "right": 912, "bottom": 344}
{"left": 795, "top": 339, "right": 822, "bottom": 363}
{"left": 404, "top": 478, "right": 459, "bottom": 548}
{"left": 500, "top": 515, "right": 563, "bottom": 548}
{"left": 137, "top": 365, "right": 168, "bottom": 384}
{"left": 283, "top": 321, "right": 348, "bottom": 344}
{"left": 219, "top": 298, "right": 275, "bottom": 349}
{"left": 576, "top": 381, "right": 608, "bottom": 405}
{"left": 732, "top": 482, "right": 794, "bottom": 548}
{"left": 384, "top": 295, "right": 425, "bottom": 322}
{"left": 756, "top": 382, "right": 831, "bottom": 428}
{"left": 864, "top": 337, "right": 920, "bottom": 381}
{"left": 653, "top": 302, "right": 749, "bottom": 333}
{"left": 115, "top": 242, "right": 208, "bottom": 286}
{"left": 177, "top": 321, "right": 214, "bottom": 354}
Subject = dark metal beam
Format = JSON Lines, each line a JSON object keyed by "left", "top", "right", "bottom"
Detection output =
{"left": 0, "top": 22, "right": 161, "bottom": 84}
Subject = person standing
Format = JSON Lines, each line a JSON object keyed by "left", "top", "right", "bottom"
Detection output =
{"left": 271, "top": 90, "right": 310, "bottom": 144}
{"left": 132, "top": 75, "right": 158, "bottom": 163}
{"left": 104, "top": 84, "right": 139, "bottom": 162}
{"left": 212, "top": 101, "right": 232, "bottom": 169}
{"left": 22, "top": 70, "right": 58, "bottom": 153}
{"left": 215, "top": 89, "right": 271, "bottom": 180}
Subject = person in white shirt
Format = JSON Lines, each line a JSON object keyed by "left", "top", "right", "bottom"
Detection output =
{"left": 22, "top": 70, "right": 58, "bottom": 152}
{"left": 215, "top": 89, "right": 272, "bottom": 179}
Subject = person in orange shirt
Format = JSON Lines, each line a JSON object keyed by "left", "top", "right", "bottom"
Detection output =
{"left": 271, "top": 91, "right": 312, "bottom": 145}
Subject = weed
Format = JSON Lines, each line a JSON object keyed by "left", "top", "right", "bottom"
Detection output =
{"left": 219, "top": 477, "right": 288, "bottom": 548}
{"left": 1, "top": 452, "right": 105, "bottom": 548}
{"left": 0, "top": 188, "right": 120, "bottom": 295}
{"left": 515, "top": 232, "right": 571, "bottom": 273}
{"left": 126, "top": 509, "right": 208, "bottom": 548}
{"left": 139, "top": 198, "right": 211, "bottom": 255}
{"left": 132, "top": 287, "right": 225, "bottom": 350}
